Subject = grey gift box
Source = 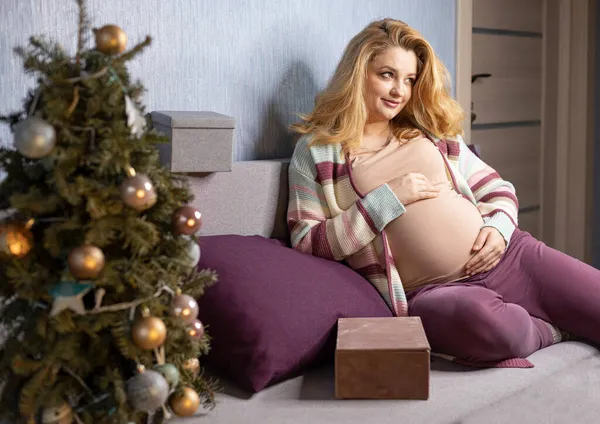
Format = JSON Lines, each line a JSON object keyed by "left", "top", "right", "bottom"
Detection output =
{"left": 150, "top": 111, "right": 235, "bottom": 172}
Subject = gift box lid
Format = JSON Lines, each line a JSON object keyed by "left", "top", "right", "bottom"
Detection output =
{"left": 151, "top": 111, "right": 235, "bottom": 129}
{"left": 337, "top": 317, "right": 431, "bottom": 351}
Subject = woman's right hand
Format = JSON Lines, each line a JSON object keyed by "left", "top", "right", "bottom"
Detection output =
{"left": 387, "top": 173, "right": 440, "bottom": 205}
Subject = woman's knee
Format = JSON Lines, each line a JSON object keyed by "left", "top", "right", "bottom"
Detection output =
{"left": 475, "top": 306, "right": 534, "bottom": 359}
{"left": 410, "top": 290, "right": 531, "bottom": 360}
{"left": 410, "top": 287, "right": 490, "bottom": 327}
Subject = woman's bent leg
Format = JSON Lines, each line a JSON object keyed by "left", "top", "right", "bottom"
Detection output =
{"left": 484, "top": 230, "right": 600, "bottom": 345}
{"left": 408, "top": 282, "right": 555, "bottom": 363}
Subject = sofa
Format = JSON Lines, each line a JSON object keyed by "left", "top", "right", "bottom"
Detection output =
{"left": 172, "top": 159, "right": 600, "bottom": 424}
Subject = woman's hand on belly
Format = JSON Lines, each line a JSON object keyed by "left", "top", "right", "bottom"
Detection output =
{"left": 388, "top": 173, "right": 440, "bottom": 206}
{"left": 465, "top": 227, "right": 507, "bottom": 276}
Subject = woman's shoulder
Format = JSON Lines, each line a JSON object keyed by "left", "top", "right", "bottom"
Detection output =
{"left": 289, "top": 134, "right": 346, "bottom": 179}
{"left": 417, "top": 131, "right": 464, "bottom": 143}
{"left": 291, "top": 134, "right": 344, "bottom": 161}
{"left": 292, "top": 134, "right": 314, "bottom": 152}
{"left": 420, "top": 132, "right": 468, "bottom": 154}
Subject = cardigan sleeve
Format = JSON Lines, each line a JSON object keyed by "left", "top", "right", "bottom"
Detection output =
{"left": 456, "top": 135, "right": 519, "bottom": 244}
{"left": 287, "top": 139, "right": 405, "bottom": 261}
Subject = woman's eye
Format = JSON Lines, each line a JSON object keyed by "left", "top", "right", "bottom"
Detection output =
{"left": 381, "top": 72, "right": 393, "bottom": 79}
{"left": 406, "top": 77, "right": 416, "bottom": 84}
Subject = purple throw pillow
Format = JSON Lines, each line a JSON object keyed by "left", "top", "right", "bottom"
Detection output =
{"left": 196, "top": 235, "right": 392, "bottom": 393}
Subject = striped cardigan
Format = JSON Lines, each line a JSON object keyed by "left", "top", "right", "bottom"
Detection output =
{"left": 287, "top": 133, "right": 519, "bottom": 316}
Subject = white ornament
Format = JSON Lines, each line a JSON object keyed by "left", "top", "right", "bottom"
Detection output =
{"left": 181, "top": 236, "right": 201, "bottom": 268}
{"left": 125, "top": 95, "right": 146, "bottom": 138}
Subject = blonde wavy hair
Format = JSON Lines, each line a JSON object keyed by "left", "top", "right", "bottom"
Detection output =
{"left": 290, "top": 18, "right": 464, "bottom": 151}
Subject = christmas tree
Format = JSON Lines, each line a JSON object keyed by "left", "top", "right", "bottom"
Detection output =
{"left": 0, "top": 1, "right": 218, "bottom": 422}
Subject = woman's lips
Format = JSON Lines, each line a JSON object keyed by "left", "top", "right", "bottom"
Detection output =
{"left": 382, "top": 99, "right": 400, "bottom": 108}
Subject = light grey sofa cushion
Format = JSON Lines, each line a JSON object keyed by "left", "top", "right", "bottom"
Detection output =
{"left": 187, "top": 160, "right": 289, "bottom": 240}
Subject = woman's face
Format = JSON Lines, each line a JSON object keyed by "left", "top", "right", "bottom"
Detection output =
{"left": 364, "top": 46, "right": 418, "bottom": 124}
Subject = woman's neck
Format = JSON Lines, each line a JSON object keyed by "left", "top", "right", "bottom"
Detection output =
{"left": 361, "top": 120, "right": 392, "bottom": 149}
{"left": 363, "top": 120, "right": 391, "bottom": 138}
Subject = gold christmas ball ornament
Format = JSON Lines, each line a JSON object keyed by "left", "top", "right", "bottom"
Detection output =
{"left": 169, "top": 293, "right": 199, "bottom": 324}
{"left": 132, "top": 315, "right": 167, "bottom": 350}
{"left": 182, "top": 358, "right": 200, "bottom": 376}
{"left": 120, "top": 174, "right": 157, "bottom": 211}
{"left": 169, "top": 387, "right": 200, "bottom": 417}
{"left": 14, "top": 117, "right": 56, "bottom": 159}
{"left": 94, "top": 24, "right": 127, "bottom": 55}
{"left": 41, "top": 401, "right": 73, "bottom": 424}
{"left": 0, "top": 222, "right": 32, "bottom": 259}
{"left": 172, "top": 206, "right": 202, "bottom": 235}
{"left": 68, "top": 244, "right": 105, "bottom": 280}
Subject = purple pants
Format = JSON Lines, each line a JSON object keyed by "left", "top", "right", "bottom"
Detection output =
{"left": 407, "top": 229, "right": 600, "bottom": 363}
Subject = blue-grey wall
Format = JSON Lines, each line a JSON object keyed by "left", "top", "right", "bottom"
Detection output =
{"left": 0, "top": 0, "right": 456, "bottom": 160}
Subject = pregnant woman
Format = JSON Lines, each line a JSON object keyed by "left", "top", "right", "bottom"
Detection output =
{"left": 287, "top": 18, "right": 600, "bottom": 365}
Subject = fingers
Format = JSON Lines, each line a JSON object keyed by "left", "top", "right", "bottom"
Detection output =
{"left": 405, "top": 172, "right": 427, "bottom": 180}
{"left": 424, "top": 182, "right": 441, "bottom": 192}
{"left": 416, "top": 190, "right": 441, "bottom": 200}
{"left": 482, "top": 256, "right": 502, "bottom": 273}
{"left": 465, "top": 237, "right": 494, "bottom": 270}
{"left": 400, "top": 173, "right": 440, "bottom": 192}
{"left": 465, "top": 250, "right": 489, "bottom": 275}
{"left": 467, "top": 255, "right": 494, "bottom": 276}
{"left": 465, "top": 246, "right": 503, "bottom": 276}
{"left": 414, "top": 178, "right": 440, "bottom": 193}
{"left": 472, "top": 230, "right": 489, "bottom": 252}
{"left": 406, "top": 173, "right": 435, "bottom": 187}
{"left": 470, "top": 254, "right": 501, "bottom": 276}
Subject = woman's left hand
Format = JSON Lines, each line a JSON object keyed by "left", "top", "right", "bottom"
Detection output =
{"left": 465, "top": 227, "right": 507, "bottom": 276}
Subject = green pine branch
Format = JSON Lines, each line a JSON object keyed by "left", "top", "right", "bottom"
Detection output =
{"left": 0, "top": 0, "right": 219, "bottom": 420}
{"left": 185, "top": 268, "right": 219, "bottom": 299}
{"left": 114, "top": 36, "right": 152, "bottom": 64}
{"left": 75, "top": 0, "right": 90, "bottom": 63}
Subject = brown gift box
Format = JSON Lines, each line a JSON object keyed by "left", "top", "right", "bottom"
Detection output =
{"left": 335, "top": 317, "right": 431, "bottom": 400}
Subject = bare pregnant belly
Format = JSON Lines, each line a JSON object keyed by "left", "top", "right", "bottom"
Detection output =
{"left": 386, "top": 188, "right": 484, "bottom": 291}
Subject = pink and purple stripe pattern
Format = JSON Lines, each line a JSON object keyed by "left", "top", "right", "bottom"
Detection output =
{"left": 287, "top": 133, "right": 519, "bottom": 316}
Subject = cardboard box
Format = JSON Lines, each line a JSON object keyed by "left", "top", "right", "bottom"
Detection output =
{"left": 151, "top": 111, "right": 234, "bottom": 172}
{"left": 335, "top": 317, "right": 431, "bottom": 400}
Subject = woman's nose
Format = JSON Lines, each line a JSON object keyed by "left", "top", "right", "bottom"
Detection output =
{"left": 391, "top": 84, "right": 404, "bottom": 98}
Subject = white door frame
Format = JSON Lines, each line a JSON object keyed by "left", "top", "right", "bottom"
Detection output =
{"left": 455, "top": 0, "right": 595, "bottom": 261}
{"left": 455, "top": 0, "right": 472, "bottom": 144}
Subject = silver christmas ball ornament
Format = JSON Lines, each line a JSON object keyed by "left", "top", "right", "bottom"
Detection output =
{"left": 14, "top": 117, "right": 56, "bottom": 159}
{"left": 169, "top": 293, "right": 199, "bottom": 324}
{"left": 126, "top": 369, "right": 169, "bottom": 412}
